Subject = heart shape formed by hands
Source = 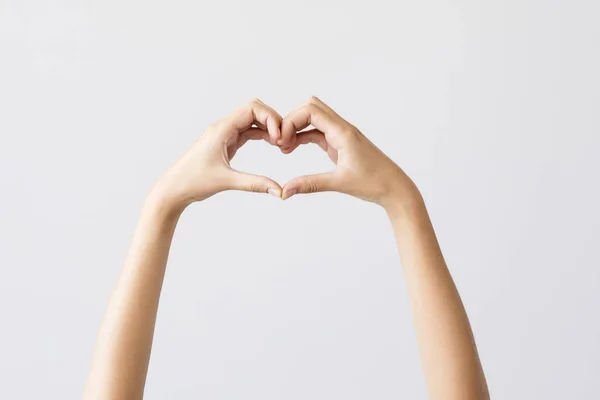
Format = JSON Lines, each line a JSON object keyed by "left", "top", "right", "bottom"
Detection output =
{"left": 224, "top": 102, "right": 340, "bottom": 200}
{"left": 154, "top": 96, "right": 411, "bottom": 211}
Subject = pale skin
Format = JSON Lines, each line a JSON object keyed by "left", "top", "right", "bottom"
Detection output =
{"left": 84, "top": 97, "right": 490, "bottom": 400}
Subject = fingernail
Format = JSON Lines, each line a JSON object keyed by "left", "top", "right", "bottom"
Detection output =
{"left": 283, "top": 189, "right": 297, "bottom": 200}
{"left": 267, "top": 188, "right": 281, "bottom": 198}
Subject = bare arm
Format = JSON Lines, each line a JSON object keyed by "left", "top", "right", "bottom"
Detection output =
{"left": 83, "top": 198, "right": 180, "bottom": 399}
{"left": 278, "top": 96, "right": 490, "bottom": 399}
{"left": 385, "top": 194, "right": 489, "bottom": 400}
{"left": 83, "top": 99, "right": 284, "bottom": 400}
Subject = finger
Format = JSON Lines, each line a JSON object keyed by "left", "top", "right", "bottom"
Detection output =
{"left": 264, "top": 104, "right": 283, "bottom": 145}
{"left": 228, "top": 128, "right": 272, "bottom": 161}
{"left": 224, "top": 98, "right": 282, "bottom": 144}
{"left": 282, "top": 172, "right": 337, "bottom": 200}
{"left": 307, "top": 95, "right": 340, "bottom": 118}
{"left": 280, "top": 97, "right": 346, "bottom": 149}
{"left": 280, "top": 100, "right": 333, "bottom": 146}
{"left": 228, "top": 170, "right": 282, "bottom": 198}
{"left": 237, "top": 128, "right": 271, "bottom": 149}
{"left": 280, "top": 129, "right": 328, "bottom": 153}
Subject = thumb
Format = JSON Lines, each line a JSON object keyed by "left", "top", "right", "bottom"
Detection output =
{"left": 228, "top": 170, "right": 282, "bottom": 198}
{"left": 282, "top": 172, "right": 337, "bottom": 200}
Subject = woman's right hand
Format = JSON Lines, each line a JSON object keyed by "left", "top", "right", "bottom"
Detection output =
{"left": 279, "top": 97, "right": 421, "bottom": 210}
{"left": 149, "top": 99, "right": 283, "bottom": 214}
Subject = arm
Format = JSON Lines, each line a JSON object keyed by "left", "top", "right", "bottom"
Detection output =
{"left": 82, "top": 196, "right": 180, "bottom": 400}
{"left": 278, "top": 96, "right": 490, "bottom": 400}
{"left": 386, "top": 195, "right": 489, "bottom": 400}
{"left": 83, "top": 99, "right": 284, "bottom": 400}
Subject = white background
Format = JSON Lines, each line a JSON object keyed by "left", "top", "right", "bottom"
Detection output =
{"left": 1, "top": 1, "right": 599, "bottom": 398}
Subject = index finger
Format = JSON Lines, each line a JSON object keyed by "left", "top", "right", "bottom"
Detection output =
{"left": 280, "top": 98, "right": 347, "bottom": 149}
{"left": 223, "top": 98, "right": 282, "bottom": 144}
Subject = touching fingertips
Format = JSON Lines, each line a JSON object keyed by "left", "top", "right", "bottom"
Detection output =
{"left": 282, "top": 189, "right": 297, "bottom": 200}
{"left": 277, "top": 132, "right": 291, "bottom": 147}
{"left": 267, "top": 188, "right": 282, "bottom": 199}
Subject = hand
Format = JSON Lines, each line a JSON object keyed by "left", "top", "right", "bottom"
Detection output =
{"left": 150, "top": 99, "right": 283, "bottom": 212}
{"left": 278, "top": 97, "right": 420, "bottom": 208}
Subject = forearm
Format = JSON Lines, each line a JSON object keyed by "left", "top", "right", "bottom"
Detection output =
{"left": 386, "top": 191, "right": 489, "bottom": 400}
{"left": 84, "top": 194, "right": 182, "bottom": 400}
{"left": 83, "top": 99, "right": 284, "bottom": 399}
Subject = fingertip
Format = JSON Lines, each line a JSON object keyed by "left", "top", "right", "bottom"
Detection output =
{"left": 274, "top": 120, "right": 282, "bottom": 143}
{"left": 280, "top": 145, "right": 294, "bottom": 154}
{"left": 279, "top": 119, "right": 295, "bottom": 146}
{"left": 282, "top": 188, "right": 297, "bottom": 200}
{"left": 266, "top": 120, "right": 279, "bottom": 145}
{"left": 283, "top": 133, "right": 298, "bottom": 149}
{"left": 267, "top": 188, "right": 282, "bottom": 199}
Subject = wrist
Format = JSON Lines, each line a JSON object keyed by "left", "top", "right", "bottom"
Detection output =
{"left": 143, "top": 183, "right": 187, "bottom": 224}
{"left": 380, "top": 177, "right": 426, "bottom": 219}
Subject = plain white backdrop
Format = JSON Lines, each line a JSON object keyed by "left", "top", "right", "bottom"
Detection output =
{"left": 1, "top": 0, "right": 599, "bottom": 398}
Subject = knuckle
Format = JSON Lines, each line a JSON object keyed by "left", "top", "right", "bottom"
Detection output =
{"left": 303, "top": 96, "right": 316, "bottom": 107}
{"left": 304, "top": 180, "right": 319, "bottom": 194}
{"left": 342, "top": 124, "right": 360, "bottom": 138}
{"left": 303, "top": 103, "right": 318, "bottom": 114}
{"left": 343, "top": 126, "right": 356, "bottom": 136}
{"left": 349, "top": 123, "right": 361, "bottom": 134}
{"left": 235, "top": 104, "right": 253, "bottom": 120}
{"left": 247, "top": 180, "right": 266, "bottom": 193}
